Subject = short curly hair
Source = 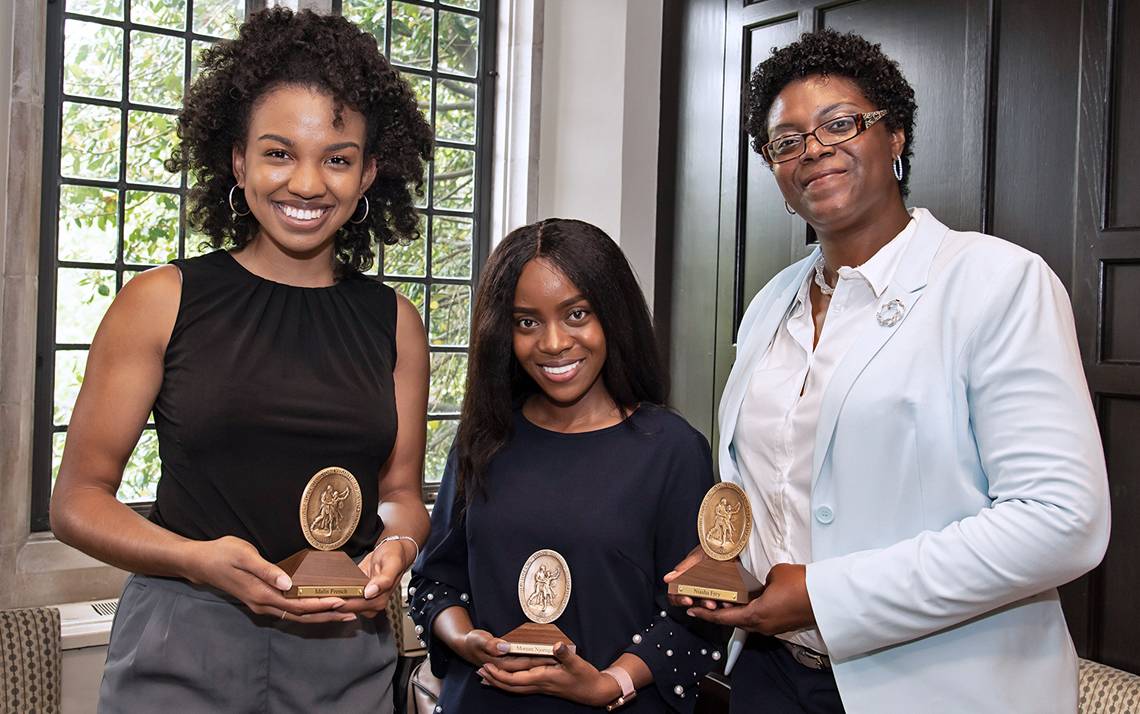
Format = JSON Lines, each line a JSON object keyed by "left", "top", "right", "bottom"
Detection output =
{"left": 746, "top": 28, "right": 917, "bottom": 197}
{"left": 166, "top": 8, "right": 433, "bottom": 273}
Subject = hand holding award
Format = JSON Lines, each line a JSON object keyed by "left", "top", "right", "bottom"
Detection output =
{"left": 278, "top": 466, "right": 370, "bottom": 598}
{"left": 500, "top": 549, "right": 577, "bottom": 656}
{"left": 667, "top": 482, "right": 763, "bottom": 604}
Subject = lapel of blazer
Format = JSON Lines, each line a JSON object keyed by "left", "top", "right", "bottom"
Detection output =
{"left": 719, "top": 250, "right": 819, "bottom": 475}
{"left": 810, "top": 209, "right": 950, "bottom": 491}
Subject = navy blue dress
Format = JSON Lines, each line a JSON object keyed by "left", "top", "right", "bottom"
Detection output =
{"left": 410, "top": 406, "right": 722, "bottom": 713}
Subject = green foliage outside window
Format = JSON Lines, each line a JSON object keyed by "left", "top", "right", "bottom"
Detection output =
{"left": 47, "top": 0, "right": 485, "bottom": 505}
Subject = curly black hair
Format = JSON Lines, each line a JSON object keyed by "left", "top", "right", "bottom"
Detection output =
{"left": 746, "top": 28, "right": 917, "bottom": 197}
{"left": 165, "top": 8, "right": 433, "bottom": 273}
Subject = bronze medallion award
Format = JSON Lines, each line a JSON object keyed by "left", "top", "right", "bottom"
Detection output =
{"left": 276, "top": 467, "right": 370, "bottom": 598}
{"left": 500, "top": 549, "right": 577, "bottom": 656}
{"left": 667, "top": 482, "right": 764, "bottom": 604}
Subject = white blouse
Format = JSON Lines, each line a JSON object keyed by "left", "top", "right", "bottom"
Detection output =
{"left": 733, "top": 217, "right": 917, "bottom": 654}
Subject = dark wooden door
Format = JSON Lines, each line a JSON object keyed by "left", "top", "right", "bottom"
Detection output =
{"left": 658, "top": 0, "right": 1139, "bottom": 673}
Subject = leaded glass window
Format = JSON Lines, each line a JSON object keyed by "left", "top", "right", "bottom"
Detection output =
{"left": 34, "top": 0, "right": 494, "bottom": 529}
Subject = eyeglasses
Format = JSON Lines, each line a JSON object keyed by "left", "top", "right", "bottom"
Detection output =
{"left": 761, "top": 110, "right": 888, "bottom": 164}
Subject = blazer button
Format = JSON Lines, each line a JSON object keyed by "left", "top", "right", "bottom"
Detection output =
{"left": 814, "top": 506, "right": 835, "bottom": 524}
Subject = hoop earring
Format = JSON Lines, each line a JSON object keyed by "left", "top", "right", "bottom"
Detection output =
{"left": 228, "top": 185, "right": 250, "bottom": 217}
{"left": 344, "top": 196, "right": 367, "bottom": 223}
{"left": 784, "top": 200, "right": 796, "bottom": 215}
{"left": 892, "top": 155, "right": 904, "bottom": 182}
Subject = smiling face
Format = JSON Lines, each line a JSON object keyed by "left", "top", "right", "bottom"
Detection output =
{"left": 232, "top": 84, "right": 377, "bottom": 260}
{"left": 767, "top": 74, "right": 905, "bottom": 233}
{"left": 512, "top": 258, "right": 610, "bottom": 410}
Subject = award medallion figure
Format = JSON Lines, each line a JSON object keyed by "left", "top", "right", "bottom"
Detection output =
{"left": 277, "top": 466, "right": 370, "bottom": 598}
{"left": 501, "top": 549, "right": 577, "bottom": 656}
{"left": 667, "top": 482, "right": 763, "bottom": 604}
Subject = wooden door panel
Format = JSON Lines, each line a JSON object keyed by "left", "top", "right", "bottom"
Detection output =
{"left": 1102, "top": 261, "right": 1140, "bottom": 363}
{"left": 1095, "top": 395, "right": 1140, "bottom": 670}
{"left": 990, "top": 0, "right": 1082, "bottom": 288}
{"left": 740, "top": 19, "right": 804, "bottom": 317}
{"left": 821, "top": 0, "right": 986, "bottom": 232}
{"left": 1107, "top": 0, "right": 1140, "bottom": 228}
{"left": 1071, "top": 0, "right": 1140, "bottom": 673}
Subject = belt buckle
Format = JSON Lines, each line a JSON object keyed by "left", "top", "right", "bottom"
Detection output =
{"left": 803, "top": 649, "right": 826, "bottom": 670}
{"left": 785, "top": 642, "right": 830, "bottom": 670}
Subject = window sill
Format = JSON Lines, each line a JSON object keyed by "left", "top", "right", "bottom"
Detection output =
{"left": 16, "top": 532, "right": 108, "bottom": 574}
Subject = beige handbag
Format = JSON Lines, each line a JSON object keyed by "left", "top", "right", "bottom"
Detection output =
{"left": 407, "top": 659, "right": 443, "bottom": 714}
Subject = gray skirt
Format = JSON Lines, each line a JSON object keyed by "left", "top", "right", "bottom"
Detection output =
{"left": 98, "top": 574, "right": 397, "bottom": 714}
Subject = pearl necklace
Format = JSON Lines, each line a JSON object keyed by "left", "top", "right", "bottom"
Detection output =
{"left": 813, "top": 257, "right": 835, "bottom": 296}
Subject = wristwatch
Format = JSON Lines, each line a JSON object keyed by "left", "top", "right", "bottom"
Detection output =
{"left": 601, "top": 665, "right": 637, "bottom": 711}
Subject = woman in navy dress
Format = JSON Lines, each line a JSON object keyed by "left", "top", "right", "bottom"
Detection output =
{"left": 410, "top": 219, "right": 722, "bottom": 712}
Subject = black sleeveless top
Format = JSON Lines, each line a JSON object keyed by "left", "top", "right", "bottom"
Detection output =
{"left": 149, "top": 250, "right": 399, "bottom": 563}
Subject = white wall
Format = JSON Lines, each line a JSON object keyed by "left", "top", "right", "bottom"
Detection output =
{"left": 534, "top": 0, "right": 662, "bottom": 307}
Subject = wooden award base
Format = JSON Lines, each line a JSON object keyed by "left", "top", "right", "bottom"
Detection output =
{"left": 500, "top": 622, "right": 577, "bottom": 657}
{"left": 278, "top": 549, "right": 369, "bottom": 598}
{"left": 667, "top": 558, "right": 763, "bottom": 605}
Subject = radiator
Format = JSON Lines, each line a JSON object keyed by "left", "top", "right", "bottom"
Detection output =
{"left": 56, "top": 599, "right": 116, "bottom": 714}
{"left": 57, "top": 599, "right": 116, "bottom": 651}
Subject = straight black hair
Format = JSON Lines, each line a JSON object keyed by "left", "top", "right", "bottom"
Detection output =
{"left": 455, "top": 218, "right": 667, "bottom": 504}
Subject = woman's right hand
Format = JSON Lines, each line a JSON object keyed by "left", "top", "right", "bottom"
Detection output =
{"left": 453, "top": 628, "right": 550, "bottom": 673}
{"left": 431, "top": 604, "right": 548, "bottom": 672}
{"left": 664, "top": 544, "right": 723, "bottom": 611}
{"left": 455, "top": 628, "right": 508, "bottom": 666}
{"left": 184, "top": 536, "right": 355, "bottom": 623}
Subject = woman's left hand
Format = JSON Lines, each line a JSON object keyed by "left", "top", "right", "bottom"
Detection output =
{"left": 685, "top": 563, "right": 815, "bottom": 634}
{"left": 477, "top": 642, "right": 621, "bottom": 707}
{"left": 338, "top": 538, "right": 415, "bottom": 618}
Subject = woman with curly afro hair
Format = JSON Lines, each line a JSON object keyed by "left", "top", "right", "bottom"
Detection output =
{"left": 670, "top": 29, "right": 1108, "bottom": 713}
{"left": 50, "top": 9, "right": 434, "bottom": 711}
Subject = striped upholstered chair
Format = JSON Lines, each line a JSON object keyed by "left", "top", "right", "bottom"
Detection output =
{"left": 0, "top": 606, "right": 62, "bottom": 714}
{"left": 1080, "top": 658, "right": 1140, "bottom": 714}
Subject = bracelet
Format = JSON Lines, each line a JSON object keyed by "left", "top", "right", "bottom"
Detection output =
{"left": 601, "top": 665, "right": 637, "bottom": 711}
{"left": 377, "top": 534, "right": 420, "bottom": 569}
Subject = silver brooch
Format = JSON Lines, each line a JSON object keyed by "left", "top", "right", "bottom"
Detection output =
{"left": 876, "top": 298, "right": 905, "bottom": 327}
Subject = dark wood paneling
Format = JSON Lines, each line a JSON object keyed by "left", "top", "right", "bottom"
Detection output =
{"left": 712, "top": 6, "right": 812, "bottom": 439}
{"left": 1097, "top": 395, "right": 1140, "bottom": 671}
{"left": 1067, "top": 0, "right": 1140, "bottom": 666}
{"left": 1070, "top": 0, "right": 1140, "bottom": 671}
{"left": 661, "top": 0, "right": 729, "bottom": 438}
{"left": 740, "top": 20, "right": 805, "bottom": 317}
{"left": 1107, "top": 0, "right": 1140, "bottom": 229}
{"left": 656, "top": 0, "right": 682, "bottom": 379}
{"left": 821, "top": 0, "right": 986, "bottom": 232}
{"left": 1101, "top": 261, "right": 1140, "bottom": 363}
{"left": 991, "top": 0, "right": 1082, "bottom": 289}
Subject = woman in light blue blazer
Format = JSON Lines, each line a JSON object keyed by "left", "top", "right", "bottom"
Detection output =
{"left": 668, "top": 29, "right": 1110, "bottom": 713}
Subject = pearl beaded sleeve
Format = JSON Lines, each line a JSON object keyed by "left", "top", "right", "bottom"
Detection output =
{"left": 625, "top": 606, "right": 722, "bottom": 711}
{"left": 407, "top": 575, "right": 470, "bottom": 677}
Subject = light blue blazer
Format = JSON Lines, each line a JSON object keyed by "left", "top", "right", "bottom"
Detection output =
{"left": 717, "top": 209, "right": 1110, "bottom": 713}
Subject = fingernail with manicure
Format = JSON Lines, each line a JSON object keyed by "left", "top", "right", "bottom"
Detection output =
{"left": 364, "top": 584, "right": 379, "bottom": 599}
{"left": 496, "top": 643, "right": 510, "bottom": 653}
{"left": 275, "top": 575, "right": 291, "bottom": 590}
